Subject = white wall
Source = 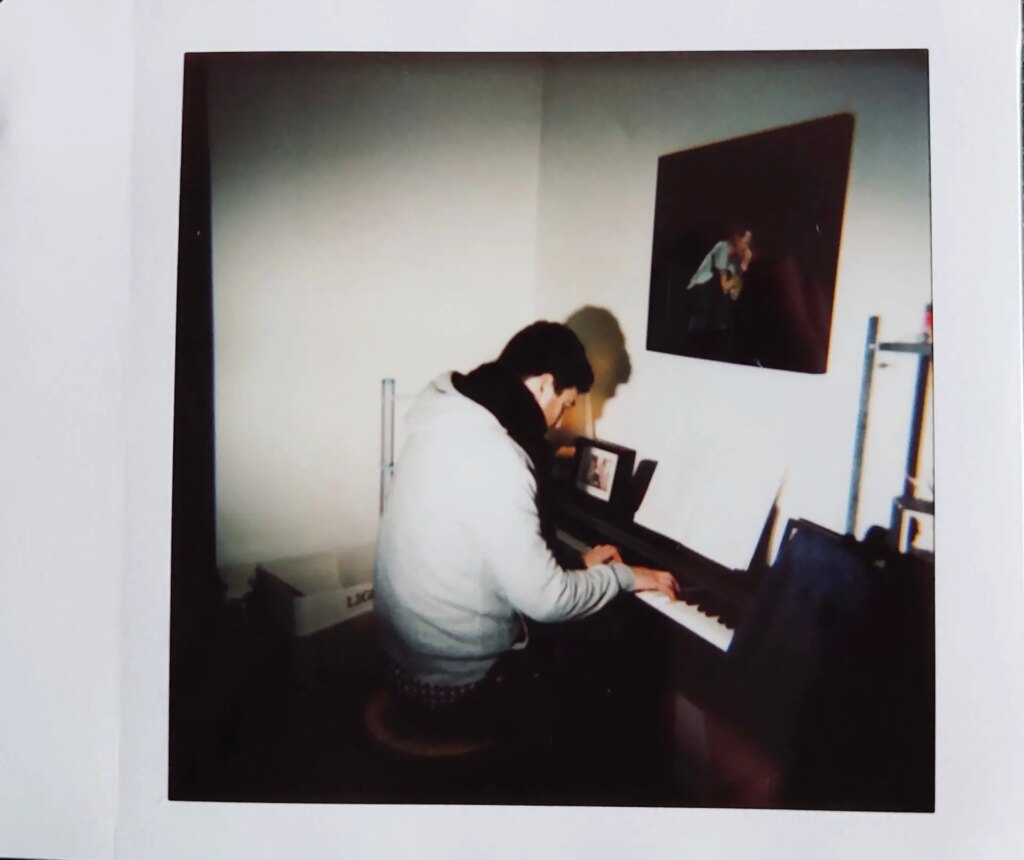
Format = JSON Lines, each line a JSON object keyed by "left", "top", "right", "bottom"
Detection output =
{"left": 533, "top": 52, "right": 933, "bottom": 560}
{"left": 208, "top": 54, "right": 544, "bottom": 570}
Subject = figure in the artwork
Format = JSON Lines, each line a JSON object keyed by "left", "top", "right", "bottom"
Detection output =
{"left": 682, "top": 225, "right": 754, "bottom": 360}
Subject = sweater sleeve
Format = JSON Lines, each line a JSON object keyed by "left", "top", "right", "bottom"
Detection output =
{"left": 711, "top": 240, "right": 731, "bottom": 273}
{"left": 470, "top": 445, "right": 635, "bottom": 623}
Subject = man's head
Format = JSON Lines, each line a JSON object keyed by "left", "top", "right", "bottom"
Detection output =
{"left": 727, "top": 224, "right": 754, "bottom": 255}
{"left": 497, "top": 321, "right": 594, "bottom": 429}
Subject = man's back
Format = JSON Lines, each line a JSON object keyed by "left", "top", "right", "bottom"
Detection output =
{"left": 373, "top": 369, "right": 635, "bottom": 689}
{"left": 373, "top": 373, "right": 531, "bottom": 687}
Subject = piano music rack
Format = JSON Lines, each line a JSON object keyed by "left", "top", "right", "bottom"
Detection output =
{"left": 846, "top": 313, "right": 933, "bottom": 548}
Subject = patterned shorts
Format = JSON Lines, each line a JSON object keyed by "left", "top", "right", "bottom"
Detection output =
{"left": 386, "top": 660, "right": 484, "bottom": 714}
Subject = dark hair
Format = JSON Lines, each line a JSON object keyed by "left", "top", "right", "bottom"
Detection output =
{"left": 497, "top": 321, "right": 594, "bottom": 394}
{"left": 725, "top": 222, "right": 752, "bottom": 242}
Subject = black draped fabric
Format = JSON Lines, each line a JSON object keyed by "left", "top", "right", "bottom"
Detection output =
{"left": 452, "top": 362, "right": 585, "bottom": 571}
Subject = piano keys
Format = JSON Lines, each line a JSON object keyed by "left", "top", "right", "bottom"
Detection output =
{"left": 633, "top": 591, "right": 734, "bottom": 652}
{"left": 555, "top": 528, "right": 735, "bottom": 651}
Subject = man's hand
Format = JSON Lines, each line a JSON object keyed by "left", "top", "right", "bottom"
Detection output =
{"left": 631, "top": 566, "right": 680, "bottom": 600}
{"left": 582, "top": 544, "right": 623, "bottom": 567}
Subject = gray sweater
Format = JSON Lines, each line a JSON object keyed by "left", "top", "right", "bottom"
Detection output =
{"left": 373, "top": 373, "right": 635, "bottom": 687}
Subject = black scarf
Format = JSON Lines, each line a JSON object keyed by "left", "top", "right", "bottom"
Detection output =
{"left": 452, "top": 362, "right": 584, "bottom": 570}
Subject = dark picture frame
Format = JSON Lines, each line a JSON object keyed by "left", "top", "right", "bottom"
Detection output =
{"left": 645, "top": 113, "right": 855, "bottom": 374}
{"left": 572, "top": 437, "right": 637, "bottom": 518}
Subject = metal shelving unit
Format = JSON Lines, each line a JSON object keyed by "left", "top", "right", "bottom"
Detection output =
{"left": 846, "top": 312, "right": 933, "bottom": 552}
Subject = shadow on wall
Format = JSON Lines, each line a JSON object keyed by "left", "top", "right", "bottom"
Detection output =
{"left": 549, "top": 306, "right": 632, "bottom": 450}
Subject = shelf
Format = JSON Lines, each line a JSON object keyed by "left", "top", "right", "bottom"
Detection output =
{"left": 877, "top": 341, "right": 932, "bottom": 356}
{"left": 848, "top": 312, "right": 934, "bottom": 537}
{"left": 894, "top": 495, "right": 934, "bottom": 515}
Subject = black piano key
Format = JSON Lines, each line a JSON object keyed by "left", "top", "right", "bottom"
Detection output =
{"left": 678, "top": 587, "right": 703, "bottom": 605}
{"left": 697, "top": 596, "right": 721, "bottom": 618}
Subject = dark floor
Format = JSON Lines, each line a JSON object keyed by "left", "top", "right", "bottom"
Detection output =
{"left": 169, "top": 596, "right": 695, "bottom": 807}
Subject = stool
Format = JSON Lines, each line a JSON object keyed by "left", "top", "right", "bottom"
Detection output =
{"left": 361, "top": 688, "right": 502, "bottom": 802}
{"left": 363, "top": 688, "right": 496, "bottom": 758}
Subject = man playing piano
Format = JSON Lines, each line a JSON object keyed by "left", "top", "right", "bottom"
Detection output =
{"left": 373, "top": 321, "right": 678, "bottom": 733}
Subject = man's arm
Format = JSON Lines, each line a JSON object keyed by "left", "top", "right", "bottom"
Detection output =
{"left": 471, "top": 447, "right": 675, "bottom": 622}
{"left": 474, "top": 450, "right": 632, "bottom": 622}
{"left": 711, "top": 242, "right": 743, "bottom": 299}
{"left": 582, "top": 544, "right": 622, "bottom": 566}
{"left": 718, "top": 268, "right": 743, "bottom": 299}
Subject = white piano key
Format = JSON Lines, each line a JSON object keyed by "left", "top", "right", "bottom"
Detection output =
{"left": 634, "top": 590, "right": 734, "bottom": 652}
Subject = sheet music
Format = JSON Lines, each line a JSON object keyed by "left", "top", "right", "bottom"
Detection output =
{"left": 634, "top": 438, "right": 784, "bottom": 571}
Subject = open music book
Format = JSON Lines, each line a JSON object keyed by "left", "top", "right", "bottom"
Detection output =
{"left": 633, "top": 441, "right": 785, "bottom": 572}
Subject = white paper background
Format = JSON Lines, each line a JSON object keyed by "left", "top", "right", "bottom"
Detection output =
{"left": 0, "top": 2, "right": 131, "bottom": 858}
{"left": 2, "top": 1, "right": 1022, "bottom": 859}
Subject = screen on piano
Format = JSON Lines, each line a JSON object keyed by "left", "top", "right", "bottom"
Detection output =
{"left": 572, "top": 438, "right": 637, "bottom": 517}
{"left": 576, "top": 444, "right": 619, "bottom": 502}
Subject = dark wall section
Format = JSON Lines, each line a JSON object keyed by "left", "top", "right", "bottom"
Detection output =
{"left": 168, "top": 54, "right": 224, "bottom": 796}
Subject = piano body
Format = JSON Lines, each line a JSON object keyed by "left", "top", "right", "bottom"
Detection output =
{"left": 550, "top": 478, "right": 935, "bottom": 812}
